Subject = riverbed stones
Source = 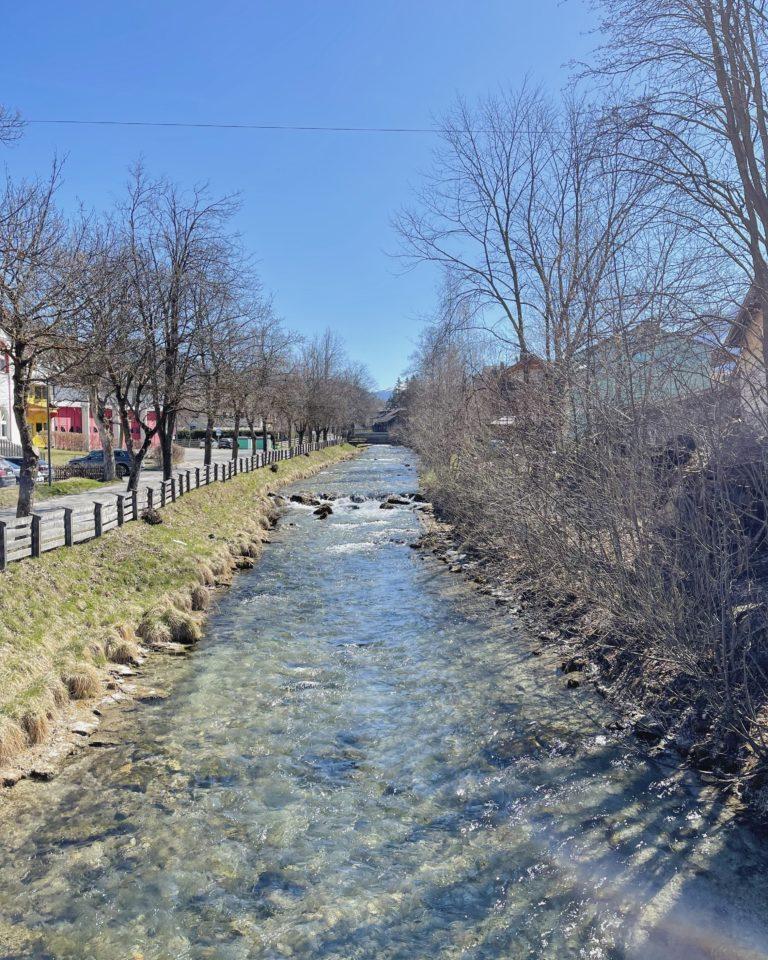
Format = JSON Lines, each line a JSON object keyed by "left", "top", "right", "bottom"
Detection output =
{"left": 70, "top": 719, "right": 99, "bottom": 737}
{"left": 313, "top": 504, "right": 333, "bottom": 519}
{"left": 290, "top": 493, "right": 321, "bottom": 506}
{"left": 561, "top": 657, "right": 586, "bottom": 674}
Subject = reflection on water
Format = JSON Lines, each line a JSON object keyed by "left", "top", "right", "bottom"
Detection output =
{"left": 1, "top": 446, "right": 768, "bottom": 959}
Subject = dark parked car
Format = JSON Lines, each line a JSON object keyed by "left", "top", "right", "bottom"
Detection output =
{"left": 217, "top": 437, "right": 233, "bottom": 449}
{"left": 68, "top": 449, "right": 133, "bottom": 479}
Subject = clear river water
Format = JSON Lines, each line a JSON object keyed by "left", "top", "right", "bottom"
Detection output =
{"left": 2, "top": 446, "right": 768, "bottom": 960}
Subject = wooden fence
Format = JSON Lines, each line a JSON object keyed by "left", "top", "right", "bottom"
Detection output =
{"left": 0, "top": 438, "right": 23, "bottom": 459}
{"left": 0, "top": 439, "right": 338, "bottom": 570}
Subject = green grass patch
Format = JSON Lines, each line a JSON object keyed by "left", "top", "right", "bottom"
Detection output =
{"left": 0, "top": 477, "right": 108, "bottom": 511}
{"left": 0, "top": 444, "right": 356, "bottom": 766}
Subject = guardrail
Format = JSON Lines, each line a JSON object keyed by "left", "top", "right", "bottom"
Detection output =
{"left": 0, "top": 439, "right": 338, "bottom": 570}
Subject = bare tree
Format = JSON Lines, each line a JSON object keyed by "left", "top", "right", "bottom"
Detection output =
{"left": 0, "top": 164, "right": 77, "bottom": 515}
{"left": 588, "top": 0, "right": 768, "bottom": 409}
{"left": 397, "top": 89, "right": 659, "bottom": 381}
{"left": 0, "top": 104, "right": 23, "bottom": 146}
{"left": 121, "top": 164, "right": 240, "bottom": 480}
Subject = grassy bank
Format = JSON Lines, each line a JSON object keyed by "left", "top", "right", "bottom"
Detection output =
{"left": 0, "top": 443, "right": 356, "bottom": 773}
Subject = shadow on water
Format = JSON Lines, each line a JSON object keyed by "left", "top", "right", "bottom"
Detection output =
{"left": 1, "top": 446, "right": 768, "bottom": 959}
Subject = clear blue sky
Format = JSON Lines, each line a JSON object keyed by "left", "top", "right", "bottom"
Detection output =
{"left": 0, "top": 1, "right": 595, "bottom": 389}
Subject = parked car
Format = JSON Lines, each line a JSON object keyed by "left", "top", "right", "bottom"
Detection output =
{"left": 217, "top": 437, "right": 233, "bottom": 449}
{"left": 0, "top": 458, "right": 19, "bottom": 488}
{"left": 3, "top": 455, "right": 49, "bottom": 483}
{"left": 67, "top": 449, "right": 133, "bottom": 479}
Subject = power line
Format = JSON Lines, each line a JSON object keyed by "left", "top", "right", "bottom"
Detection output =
{"left": 28, "top": 118, "right": 439, "bottom": 134}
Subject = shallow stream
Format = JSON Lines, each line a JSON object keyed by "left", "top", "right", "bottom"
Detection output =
{"left": 1, "top": 446, "right": 768, "bottom": 959}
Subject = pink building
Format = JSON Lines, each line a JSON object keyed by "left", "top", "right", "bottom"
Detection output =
{"left": 51, "top": 390, "right": 160, "bottom": 451}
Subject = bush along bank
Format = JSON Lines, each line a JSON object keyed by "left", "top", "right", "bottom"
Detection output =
{"left": 0, "top": 444, "right": 358, "bottom": 787}
{"left": 413, "top": 489, "right": 768, "bottom": 824}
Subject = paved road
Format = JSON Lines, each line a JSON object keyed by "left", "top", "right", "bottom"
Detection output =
{"left": 0, "top": 447, "right": 252, "bottom": 521}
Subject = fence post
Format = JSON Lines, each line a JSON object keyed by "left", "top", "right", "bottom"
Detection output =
{"left": 116, "top": 495, "right": 125, "bottom": 526}
{"left": 195, "top": 466, "right": 200, "bottom": 488}
{"left": 30, "top": 514, "right": 41, "bottom": 558}
{"left": 94, "top": 502, "right": 103, "bottom": 538}
{"left": 131, "top": 490, "right": 138, "bottom": 521}
{"left": 63, "top": 508, "right": 73, "bottom": 546}
{"left": 147, "top": 487, "right": 154, "bottom": 511}
{"left": 213, "top": 463, "right": 219, "bottom": 482}
{"left": 186, "top": 469, "right": 192, "bottom": 492}
{"left": 159, "top": 481, "right": 167, "bottom": 507}
{"left": 0, "top": 520, "right": 6, "bottom": 571}
{"left": 170, "top": 478, "right": 176, "bottom": 503}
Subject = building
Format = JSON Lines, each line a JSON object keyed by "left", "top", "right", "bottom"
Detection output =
{"left": 50, "top": 388, "right": 160, "bottom": 452}
{"left": 0, "top": 336, "right": 20, "bottom": 447}
{"left": 371, "top": 408, "right": 406, "bottom": 434}
{"left": 721, "top": 285, "right": 768, "bottom": 424}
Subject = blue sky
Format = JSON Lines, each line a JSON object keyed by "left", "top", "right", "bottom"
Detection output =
{"left": 0, "top": 1, "right": 596, "bottom": 389}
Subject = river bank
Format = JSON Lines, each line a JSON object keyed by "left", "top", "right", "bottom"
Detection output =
{"left": 0, "top": 443, "right": 358, "bottom": 788}
{"left": 414, "top": 501, "right": 768, "bottom": 825}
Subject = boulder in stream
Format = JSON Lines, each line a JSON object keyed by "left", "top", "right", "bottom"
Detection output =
{"left": 290, "top": 494, "right": 321, "bottom": 507}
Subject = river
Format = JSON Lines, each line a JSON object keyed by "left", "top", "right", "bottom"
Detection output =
{"left": 1, "top": 446, "right": 768, "bottom": 960}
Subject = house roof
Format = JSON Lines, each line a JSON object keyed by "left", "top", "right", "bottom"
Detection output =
{"left": 372, "top": 408, "right": 405, "bottom": 427}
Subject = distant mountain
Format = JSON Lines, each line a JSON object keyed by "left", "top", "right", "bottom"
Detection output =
{"left": 374, "top": 388, "right": 392, "bottom": 403}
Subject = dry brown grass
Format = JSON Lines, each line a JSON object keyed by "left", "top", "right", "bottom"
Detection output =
{"left": 0, "top": 718, "right": 27, "bottom": 766}
{"left": 61, "top": 665, "right": 101, "bottom": 701}
{"left": 137, "top": 614, "right": 173, "bottom": 648}
{"left": 162, "top": 607, "right": 203, "bottom": 645}
{"left": 19, "top": 707, "right": 52, "bottom": 745}
{"left": 190, "top": 585, "right": 211, "bottom": 611}
{"left": 106, "top": 636, "right": 142, "bottom": 665}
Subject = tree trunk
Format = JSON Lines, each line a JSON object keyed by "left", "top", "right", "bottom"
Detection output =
{"left": 159, "top": 410, "right": 177, "bottom": 481}
{"left": 204, "top": 413, "right": 214, "bottom": 467}
{"left": 247, "top": 417, "right": 257, "bottom": 455}
{"left": 12, "top": 361, "right": 37, "bottom": 518}
{"left": 89, "top": 384, "right": 116, "bottom": 482}
{"left": 126, "top": 437, "right": 152, "bottom": 493}
{"left": 297, "top": 427, "right": 305, "bottom": 446}
{"left": 262, "top": 418, "right": 269, "bottom": 454}
{"left": 231, "top": 412, "right": 241, "bottom": 460}
{"left": 113, "top": 390, "right": 154, "bottom": 492}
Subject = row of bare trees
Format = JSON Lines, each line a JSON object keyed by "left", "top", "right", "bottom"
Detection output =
{"left": 0, "top": 154, "right": 375, "bottom": 517}
{"left": 398, "top": 0, "right": 768, "bottom": 812}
